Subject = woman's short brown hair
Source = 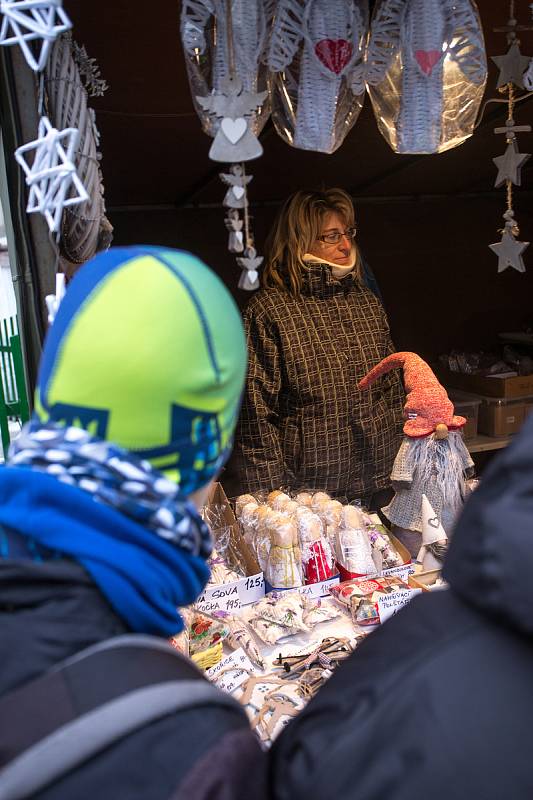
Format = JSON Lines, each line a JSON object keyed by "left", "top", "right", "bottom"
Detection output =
{"left": 262, "top": 188, "right": 361, "bottom": 295}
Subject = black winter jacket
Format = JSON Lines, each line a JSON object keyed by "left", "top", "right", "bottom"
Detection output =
{"left": 271, "top": 411, "right": 533, "bottom": 800}
{"left": 0, "top": 559, "right": 267, "bottom": 800}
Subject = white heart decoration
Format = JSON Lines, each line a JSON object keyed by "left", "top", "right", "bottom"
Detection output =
{"left": 221, "top": 117, "right": 247, "bottom": 144}
{"left": 233, "top": 186, "right": 245, "bottom": 199}
{"left": 248, "top": 270, "right": 258, "bottom": 283}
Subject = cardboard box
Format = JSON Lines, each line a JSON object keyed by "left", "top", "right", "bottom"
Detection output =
{"left": 477, "top": 397, "right": 526, "bottom": 437}
{"left": 448, "top": 391, "right": 481, "bottom": 441}
{"left": 439, "top": 368, "right": 533, "bottom": 399}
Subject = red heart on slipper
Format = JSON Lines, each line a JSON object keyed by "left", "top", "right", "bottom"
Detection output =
{"left": 315, "top": 39, "right": 353, "bottom": 75}
{"left": 415, "top": 49, "right": 441, "bottom": 75}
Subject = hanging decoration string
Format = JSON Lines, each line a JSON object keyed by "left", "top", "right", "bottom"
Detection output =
{"left": 218, "top": 0, "right": 262, "bottom": 290}
{"left": 487, "top": 0, "right": 532, "bottom": 273}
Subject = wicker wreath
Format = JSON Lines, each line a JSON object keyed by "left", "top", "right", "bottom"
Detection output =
{"left": 45, "top": 33, "right": 113, "bottom": 265}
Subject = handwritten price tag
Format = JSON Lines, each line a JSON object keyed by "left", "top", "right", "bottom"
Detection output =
{"left": 295, "top": 575, "right": 340, "bottom": 599}
{"left": 377, "top": 588, "right": 421, "bottom": 624}
{"left": 196, "top": 572, "right": 265, "bottom": 614}
{"left": 381, "top": 563, "right": 415, "bottom": 581}
{"left": 196, "top": 583, "right": 243, "bottom": 614}
{"left": 238, "top": 573, "right": 265, "bottom": 605}
{"left": 206, "top": 648, "right": 257, "bottom": 694}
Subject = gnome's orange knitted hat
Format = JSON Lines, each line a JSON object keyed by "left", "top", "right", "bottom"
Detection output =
{"left": 359, "top": 352, "right": 466, "bottom": 438}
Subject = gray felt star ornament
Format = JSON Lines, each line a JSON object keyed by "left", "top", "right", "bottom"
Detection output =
{"left": 491, "top": 42, "right": 531, "bottom": 89}
{"left": 489, "top": 229, "right": 529, "bottom": 273}
{"left": 493, "top": 140, "right": 531, "bottom": 187}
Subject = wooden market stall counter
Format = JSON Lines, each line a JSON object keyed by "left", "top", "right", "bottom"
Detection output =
{"left": 467, "top": 434, "right": 511, "bottom": 454}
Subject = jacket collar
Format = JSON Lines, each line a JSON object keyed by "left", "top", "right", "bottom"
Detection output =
{"left": 299, "top": 261, "right": 360, "bottom": 298}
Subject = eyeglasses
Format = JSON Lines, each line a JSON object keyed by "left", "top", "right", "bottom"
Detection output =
{"left": 317, "top": 227, "right": 357, "bottom": 245}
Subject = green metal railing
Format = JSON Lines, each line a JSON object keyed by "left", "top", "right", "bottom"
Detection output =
{"left": 0, "top": 316, "right": 30, "bottom": 459}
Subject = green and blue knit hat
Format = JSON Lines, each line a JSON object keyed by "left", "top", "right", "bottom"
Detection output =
{"left": 35, "top": 246, "right": 247, "bottom": 494}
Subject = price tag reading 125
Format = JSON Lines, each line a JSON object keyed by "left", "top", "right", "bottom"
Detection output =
{"left": 238, "top": 573, "right": 265, "bottom": 605}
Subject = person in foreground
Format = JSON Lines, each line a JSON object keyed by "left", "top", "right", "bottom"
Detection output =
{"left": 0, "top": 246, "right": 266, "bottom": 800}
{"left": 271, "top": 409, "right": 533, "bottom": 800}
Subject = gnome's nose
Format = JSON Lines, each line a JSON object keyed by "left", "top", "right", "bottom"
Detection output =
{"left": 434, "top": 423, "right": 449, "bottom": 440}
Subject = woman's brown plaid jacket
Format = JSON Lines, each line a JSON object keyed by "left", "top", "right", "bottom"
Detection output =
{"left": 234, "top": 262, "right": 405, "bottom": 503}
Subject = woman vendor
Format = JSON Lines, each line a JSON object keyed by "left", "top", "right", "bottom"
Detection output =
{"left": 234, "top": 187, "right": 405, "bottom": 510}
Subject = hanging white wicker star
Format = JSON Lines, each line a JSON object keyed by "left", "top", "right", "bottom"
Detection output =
{"left": 0, "top": 0, "right": 71, "bottom": 73}
{"left": 14, "top": 116, "right": 89, "bottom": 233}
{"left": 0, "top": 0, "right": 71, "bottom": 72}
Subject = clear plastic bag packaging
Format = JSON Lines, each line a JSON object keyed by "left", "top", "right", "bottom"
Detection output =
{"left": 266, "top": 515, "right": 304, "bottom": 589}
{"left": 239, "top": 501, "right": 261, "bottom": 551}
{"left": 266, "top": 0, "right": 369, "bottom": 153}
{"left": 180, "top": 0, "right": 271, "bottom": 139}
{"left": 331, "top": 504, "right": 376, "bottom": 576}
{"left": 296, "top": 510, "right": 336, "bottom": 584}
{"left": 254, "top": 506, "right": 278, "bottom": 572}
{"left": 365, "top": 0, "right": 487, "bottom": 154}
{"left": 235, "top": 493, "right": 258, "bottom": 517}
{"left": 267, "top": 490, "right": 292, "bottom": 509}
{"left": 208, "top": 548, "right": 243, "bottom": 584}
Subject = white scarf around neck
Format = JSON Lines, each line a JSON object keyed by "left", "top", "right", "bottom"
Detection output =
{"left": 302, "top": 251, "right": 356, "bottom": 279}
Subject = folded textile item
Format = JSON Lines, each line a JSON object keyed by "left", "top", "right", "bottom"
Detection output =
{"left": 245, "top": 592, "right": 340, "bottom": 644}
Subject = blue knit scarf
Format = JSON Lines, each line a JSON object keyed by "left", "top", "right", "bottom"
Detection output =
{"left": 0, "top": 422, "right": 213, "bottom": 636}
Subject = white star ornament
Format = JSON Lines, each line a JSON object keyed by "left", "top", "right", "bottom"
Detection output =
{"left": 15, "top": 116, "right": 89, "bottom": 233}
{"left": 0, "top": 0, "right": 71, "bottom": 72}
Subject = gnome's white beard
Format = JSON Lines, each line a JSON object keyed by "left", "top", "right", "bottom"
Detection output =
{"left": 406, "top": 432, "right": 467, "bottom": 515}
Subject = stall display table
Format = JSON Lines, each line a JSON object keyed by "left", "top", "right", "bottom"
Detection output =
{"left": 467, "top": 434, "right": 511, "bottom": 454}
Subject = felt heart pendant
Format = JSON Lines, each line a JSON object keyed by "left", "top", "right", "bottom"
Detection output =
{"left": 248, "top": 269, "right": 259, "bottom": 283}
{"left": 233, "top": 186, "right": 245, "bottom": 199}
{"left": 428, "top": 516, "right": 440, "bottom": 528}
{"left": 414, "top": 50, "right": 441, "bottom": 76}
{"left": 315, "top": 39, "right": 353, "bottom": 75}
{"left": 221, "top": 117, "right": 247, "bottom": 144}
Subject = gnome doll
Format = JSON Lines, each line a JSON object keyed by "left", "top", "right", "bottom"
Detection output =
{"left": 418, "top": 494, "right": 448, "bottom": 571}
{"left": 358, "top": 352, "right": 474, "bottom": 558}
